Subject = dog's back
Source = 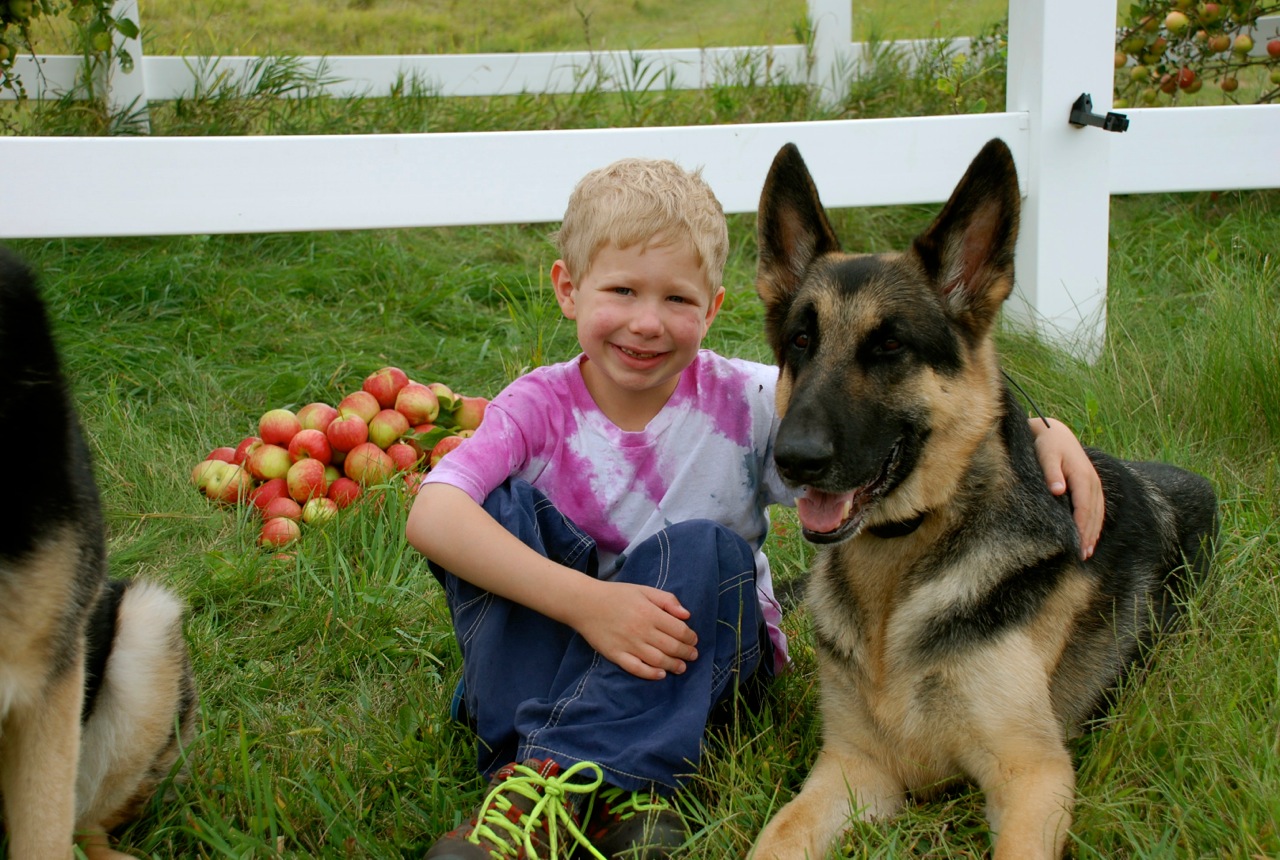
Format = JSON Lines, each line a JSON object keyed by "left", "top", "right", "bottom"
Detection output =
{"left": 0, "top": 247, "right": 198, "bottom": 857}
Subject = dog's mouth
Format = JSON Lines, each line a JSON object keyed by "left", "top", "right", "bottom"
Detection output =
{"left": 795, "top": 442, "right": 900, "bottom": 544}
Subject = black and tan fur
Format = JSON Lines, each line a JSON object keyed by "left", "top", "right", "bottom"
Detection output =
{"left": 0, "top": 248, "right": 198, "bottom": 859}
{"left": 749, "top": 140, "right": 1217, "bottom": 860}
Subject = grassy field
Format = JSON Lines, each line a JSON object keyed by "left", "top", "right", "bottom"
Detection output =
{"left": 31, "top": 0, "right": 1007, "bottom": 55}
{"left": 5, "top": 3, "right": 1280, "bottom": 860}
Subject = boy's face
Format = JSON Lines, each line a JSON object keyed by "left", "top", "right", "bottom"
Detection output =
{"left": 552, "top": 241, "right": 724, "bottom": 423}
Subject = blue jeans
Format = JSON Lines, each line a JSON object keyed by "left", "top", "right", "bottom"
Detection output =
{"left": 430, "top": 479, "right": 773, "bottom": 793}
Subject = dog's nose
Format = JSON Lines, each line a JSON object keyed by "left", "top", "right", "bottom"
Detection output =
{"left": 775, "top": 421, "right": 834, "bottom": 486}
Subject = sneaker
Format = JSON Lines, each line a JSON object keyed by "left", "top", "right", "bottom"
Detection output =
{"left": 579, "top": 786, "right": 689, "bottom": 859}
{"left": 427, "top": 758, "right": 607, "bottom": 859}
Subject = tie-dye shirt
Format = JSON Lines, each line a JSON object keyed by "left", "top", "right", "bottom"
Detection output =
{"left": 423, "top": 350, "right": 796, "bottom": 672}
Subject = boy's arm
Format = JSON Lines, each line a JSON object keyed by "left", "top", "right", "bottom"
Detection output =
{"left": 1029, "top": 417, "right": 1104, "bottom": 559}
{"left": 406, "top": 482, "right": 699, "bottom": 680}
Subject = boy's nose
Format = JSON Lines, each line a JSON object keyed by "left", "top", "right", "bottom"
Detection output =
{"left": 629, "top": 302, "right": 665, "bottom": 335}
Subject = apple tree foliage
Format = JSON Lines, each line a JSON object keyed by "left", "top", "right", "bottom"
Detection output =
{"left": 1115, "top": 1, "right": 1280, "bottom": 106}
{"left": 0, "top": 0, "right": 138, "bottom": 99}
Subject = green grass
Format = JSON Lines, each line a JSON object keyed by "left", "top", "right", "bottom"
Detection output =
{"left": 5, "top": 5, "right": 1280, "bottom": 860}
{"left": 30, "top": 0, "right": 1007, "bottom": 56}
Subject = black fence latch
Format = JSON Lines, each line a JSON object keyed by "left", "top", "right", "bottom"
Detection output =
{"left": 1069, "top": 93, "right": 1129, "bottom": 132}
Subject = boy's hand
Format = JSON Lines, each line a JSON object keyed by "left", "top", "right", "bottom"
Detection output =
{"left": 1030, "top": 417, "right": 1104, "bottom": 559}
{"left": 574, "top": 580, "right": 699, "bottom": 681}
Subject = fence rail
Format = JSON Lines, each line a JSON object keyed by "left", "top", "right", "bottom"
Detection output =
{"left": 3, "top": 1, "right": 1280, "bottom": 360}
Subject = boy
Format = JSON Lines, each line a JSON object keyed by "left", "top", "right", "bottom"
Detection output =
{"left": 406, "top": 157, "right": 1102, "bottom": 860}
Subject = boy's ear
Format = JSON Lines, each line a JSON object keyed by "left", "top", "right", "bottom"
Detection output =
{"left": 703, "top": 285, "right": 726, "bottom": 332}
{"left": 550, "top": 259, "right": 577, "bottom": 320}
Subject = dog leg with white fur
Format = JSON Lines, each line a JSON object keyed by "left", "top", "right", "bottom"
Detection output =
{"left": 752, "top": 748, "right": 904, "bottom": 860}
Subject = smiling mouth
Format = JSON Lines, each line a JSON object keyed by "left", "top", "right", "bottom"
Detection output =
{"left": 794, "top": 441, "right": 902, "bottom": 544}
{"left": 615, "top": 344, "right": 665, "bottom": 361}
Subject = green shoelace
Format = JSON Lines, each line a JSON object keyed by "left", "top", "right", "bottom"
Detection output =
{"left": 468, "top": 760, "right": 608, "bottom": 860}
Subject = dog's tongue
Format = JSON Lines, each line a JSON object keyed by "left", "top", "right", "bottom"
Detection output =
{"left": 796, "top": 487, "right": 857, "bottom": 535}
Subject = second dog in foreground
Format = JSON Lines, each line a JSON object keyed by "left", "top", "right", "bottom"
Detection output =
{"left": 0, "top": 248, "right": 198, "bottom": 859}
{"left": 748, "top": 139, "right": 1218, "bottom": 859}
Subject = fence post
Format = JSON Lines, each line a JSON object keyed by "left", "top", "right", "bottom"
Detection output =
{"left": 102, "top": 0, "right": 149, "bottom": 130}
{"left": 807, "top": 0, "right": 852, "bottom": 107}
{"left": 1004, "top": 0, "right": 1116, "bottom": 361}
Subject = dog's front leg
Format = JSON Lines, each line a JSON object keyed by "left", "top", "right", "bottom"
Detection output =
{"left": 751, "top": 748, "right": 904, "bottom": 860}
{"left": 0, "top": 663, "right": 84, "bottom": 859}
{"left": 972, "top": 743, "right": 1076, "bottom": 860}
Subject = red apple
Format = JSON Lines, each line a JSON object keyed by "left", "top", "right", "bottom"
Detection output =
{"left": 297, "top": 401, "right": 340, "bottom": 432}
{"left": 327, "top": 476, "right": 362, "bottom": 508}
{"left": 259, "top": 408, "right": 302, "bottom": 446}
{"left": 259, "top": 516, "right": 301, "bottom": 548}
{"left": 369, "top": 408, "right": 410, "bottom": 450}
{"left": 1208, "top": 33, "right": 1231, "bottom": 53}
{"left": 395, "top": 382, "right": 440, "bottom": 425}
{"left": 302, "top": 496, "right": 340, "bottom": 525}
{"left": 1199, "top": 3, "right": 1221, "bottom": 24}
{"left": 343, "top": 442, "right": 395, "bottom": 486}
{"left": 288, "top": 428, "right": 333, "bottom": 464}
{"left": 287, "top": 457, "right": 328, "bottom": 503}
{"left": 206, "top": 446, "right": 237, "bottom": 463}
{"left": 233, "top": 435, "right": 263, "bottom": 465}
{"left": 428, "top": 434, "right": 466, "bottom": 469}
{"left": 262, "top": 496, "right": 304, "bottom": 521}
{"left": 191, "top": 458, "right": 228, "bottom": 492}
{"left": 363, "top": 366, "right": 410, "bottom": 409}
{"left": 326, "top": 413, "right": 369, "bottom": 453}
{"left": 249, "top": 477, "right": 290, "bottom": 511}
{"left": 246, "top": 443, "right": 293, "bottom": 481}
{"left": 207, "top": 464, "right": 253, "bottom": 505}
{"left": 1177, "top": 66, "right": 1197, "bottom": 90}
{"left": 338, "top": 390, "right": 380, "bottom": 423}
{"left": 427, "top": 381, "right": 456, "bottom": 405}
{"left": 454, "top": 396, "right": 489, "bottom": 431}
{"left": 403, "top": 471, "right": 426, "bottom": 496}
{"left": 1220, "top": 76, "right": 1239, "bottom": 92}
{"left": 1268, "top": 39, "right": 1280, "bottom": 59}
{"left": 387, "top": 442, "right": 421, "bottom": 472}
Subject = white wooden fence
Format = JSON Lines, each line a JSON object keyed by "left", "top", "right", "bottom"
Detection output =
{"left": 3, "top": 1, "right": 1279, "bottom": 359}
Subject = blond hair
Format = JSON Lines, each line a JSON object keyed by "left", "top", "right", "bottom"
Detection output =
{"left": 552, "top": 157, "right": 728, "bottom": 293}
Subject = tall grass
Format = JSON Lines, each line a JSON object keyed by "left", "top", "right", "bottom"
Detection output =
{"left": 4, "top": 6, "right": 1279, "bottom": 859}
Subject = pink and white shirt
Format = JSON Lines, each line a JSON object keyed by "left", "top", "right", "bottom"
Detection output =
{"left": 423, "top": 350, "right": 796, "bottom": 671}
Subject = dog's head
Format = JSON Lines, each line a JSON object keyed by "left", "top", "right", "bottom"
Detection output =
{"left": 757, "top": 138, "right": 1021, "bottom": 543}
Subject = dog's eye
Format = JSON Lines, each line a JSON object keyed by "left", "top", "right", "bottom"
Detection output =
{"left": 791, "top": 332, "right": 811, "bottom": 351}
{"left": 876, "top": 338, "right": 902, "bottom": 355}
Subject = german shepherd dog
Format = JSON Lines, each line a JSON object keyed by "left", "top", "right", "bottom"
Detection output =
{"left": 0, "top": 248, "right": 198, "bottom": 859}
{"left": 749, "top": 140, "right": 1218, "bottom": 860}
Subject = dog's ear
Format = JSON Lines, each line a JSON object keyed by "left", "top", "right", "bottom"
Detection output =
{"left": 756, "top": 143, "right": 842, "bottom": 309}
{"left": 912, "top": 138, "right": 1021, "bottom": 338}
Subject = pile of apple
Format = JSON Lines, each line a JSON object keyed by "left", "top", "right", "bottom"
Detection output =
{"left": 190, "top": 366, "right": 487, "bottom": 548}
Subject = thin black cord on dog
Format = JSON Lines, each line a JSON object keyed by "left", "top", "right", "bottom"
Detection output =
{"left": 1002, "top": 369, "right": 1052, "bottom": 429}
